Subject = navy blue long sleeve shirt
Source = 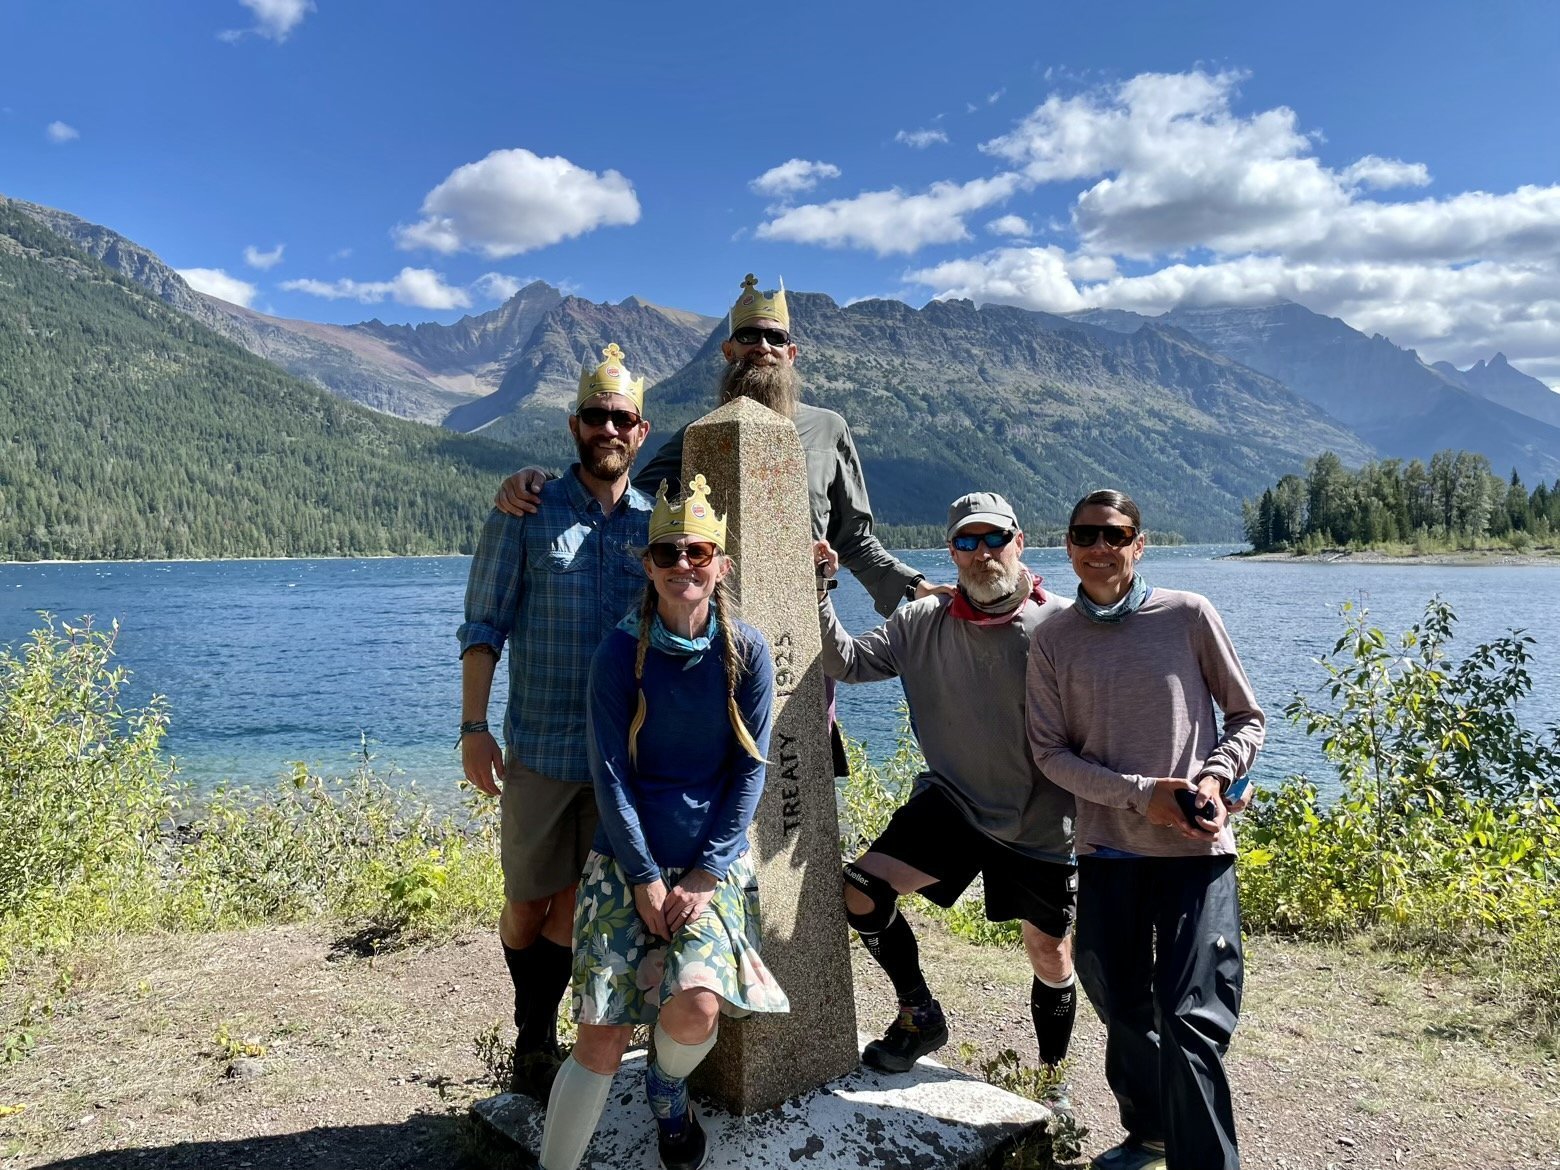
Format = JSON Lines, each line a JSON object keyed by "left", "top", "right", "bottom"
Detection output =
{"left": 585, "top": 620, "right": 775, "bottom": 883}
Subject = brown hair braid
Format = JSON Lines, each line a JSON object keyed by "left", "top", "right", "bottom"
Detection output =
{"left": 715, "top": 577, "right": 764, "bottom": 762}
{"left": 626, "top": 583, "right": 657, "bottom": 767}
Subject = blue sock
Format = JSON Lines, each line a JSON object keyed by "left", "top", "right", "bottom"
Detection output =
{"left": 645, "top": 1059, "right": 690, "bottom": 1135}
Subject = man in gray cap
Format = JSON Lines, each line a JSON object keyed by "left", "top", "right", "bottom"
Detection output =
{"left": 814, "top": 492, "right": 1079, "bottom": 1102}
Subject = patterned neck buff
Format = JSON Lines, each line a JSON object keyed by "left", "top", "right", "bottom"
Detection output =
{"left": 1075, "top": 573, "right": 1152, "bottom": 624}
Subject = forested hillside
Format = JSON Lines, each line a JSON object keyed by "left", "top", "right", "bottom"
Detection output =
{"left": 0, "top": 205, "right": 520, "bottom": 561}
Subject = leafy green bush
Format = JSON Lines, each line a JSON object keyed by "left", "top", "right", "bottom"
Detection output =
{"left": 0, "top": 617, "right": 173, "bottom": 971}
{"left": 0, "top": 617, "right": 502, "bottom": 978}
{"left": 164, "top": 763, "right": 501, "bottom": 938}
{"left": 1239, "top": 598, "right": 1560, "bottom": 1038}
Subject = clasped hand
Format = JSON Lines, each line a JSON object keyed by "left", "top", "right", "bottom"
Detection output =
{"left": 633, "top": 869, "right": 718, "bottom": 940}
{"left": 1144, "top": 776, "right": 1229, "bottom": 839}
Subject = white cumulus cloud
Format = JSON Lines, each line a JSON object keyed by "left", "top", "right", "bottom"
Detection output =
{"left": 394, "top": 148, "right": 640, "bottom": 258}
{"left": 280, "top": 267, "right": 473, "bottom": 311}
{"left": 472, "top": 272, "right": 528, "bottom": 302}
{"left": 243, "top": 243, "right": 285, "bottom": 270}
{"left": 987, "top": 214, "right": 1031, "bottom": 237}
{"left": 45, "top": 121, "right": 79, "bottom": 143}
{"left": 1340, "top": 155, "right": 1432, "bottom": 191}
{"left": 757, "top": 175, "right": 1021, "bottom": 256}
{"left": 220, "top": 0, "right": 314, "bottom": 42}
{"left": 895, "top": 128, "right": 949, "bottom": 149}
{"left": 750, "top": 159, "right": 842, "bottom": 198}
{"left": 858, "top": 68, "right": 1560, "bottom": 386}
{"left": 179, "top": 267, "right": 258, "bottom": 307}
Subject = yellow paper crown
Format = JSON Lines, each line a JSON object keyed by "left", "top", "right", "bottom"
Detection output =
{"left": 575, "top": 342, "right": 646, "bottom": 412}
{"left": 649, "top": 473, "right": 728, "bottom": 549}
{"left": 727, "top": 273, "right": 789, "bottom": 335}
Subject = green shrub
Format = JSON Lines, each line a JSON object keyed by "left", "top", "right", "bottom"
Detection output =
{"left": 0, "top": 617, "right": 174, "bottom": 972}
{"left": 0, "top": 617, "right": 502, "bottom": 979}
{"left": 1239, "top": 598, "right": 1560, "bottom": 1039}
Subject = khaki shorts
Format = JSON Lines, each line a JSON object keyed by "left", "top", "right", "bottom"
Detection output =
{"left": 500, "top": 756, "right": 599, "bottom": 904}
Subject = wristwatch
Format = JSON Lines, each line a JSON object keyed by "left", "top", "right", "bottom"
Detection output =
{"left": 903, "top": 574, "right": 926, "bottom": 601}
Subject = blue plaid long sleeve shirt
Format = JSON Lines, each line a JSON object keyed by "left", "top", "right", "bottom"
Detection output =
{"left": 458, "top": 468, "right": 653, "bottom": 784}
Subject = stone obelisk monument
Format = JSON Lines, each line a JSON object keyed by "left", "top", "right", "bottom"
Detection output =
{"left": 681, "top": 396, "right": 860, "bottom": 1113}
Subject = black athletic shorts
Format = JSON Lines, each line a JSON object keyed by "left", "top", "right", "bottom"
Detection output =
{"left": 868, "top": 781, "right": 1077, "bottom": 939}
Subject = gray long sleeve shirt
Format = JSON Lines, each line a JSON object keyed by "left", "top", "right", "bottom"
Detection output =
{"left": 819, "top": 589, "right": 1075, "bottom": 862}
{"left": 1025, "top": 588, "right": 1265, "bottom": 858}
{"left": 637, "top": 402, "right": 920, "bottom": 617}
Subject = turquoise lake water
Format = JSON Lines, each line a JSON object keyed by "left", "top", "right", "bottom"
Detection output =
{"left": 5, "top": 549, "right": 1557, "bottom": 802}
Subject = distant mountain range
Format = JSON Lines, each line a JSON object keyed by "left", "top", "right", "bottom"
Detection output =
{"left": 6, "top": 193, "right": 1558, "bottom": 546}
{"left": 1073, "top": 303, "right": 1560, "bottom": 484}
{"left": 0, "top": 200, "right": 519, "bottom": 561}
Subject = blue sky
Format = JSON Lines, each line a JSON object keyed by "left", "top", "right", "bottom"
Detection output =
{"left": 6, "top": 0, "right": 1560, "bottom": 384}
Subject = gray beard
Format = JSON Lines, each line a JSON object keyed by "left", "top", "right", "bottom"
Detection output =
{"left": 961, "top": 559, "right": 1024, "bottom": 605}
{"left": 719, "top": 358, "right": 800, "bottom": 419}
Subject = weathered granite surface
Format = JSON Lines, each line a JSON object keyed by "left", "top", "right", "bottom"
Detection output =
{"left": 681, "top": 397, "right": 860, "bottom": 1112}
{"left": 467, "top": 1044, "right": 1054, "bottom": 1169}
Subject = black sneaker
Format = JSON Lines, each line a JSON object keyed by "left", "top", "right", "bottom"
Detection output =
{"left": 862, "top": 999, "right": 949, "bottom": 1073}
{"left": 657, "top": 1105, "right": 708, "bottom": 1170}
{"left": 508, "top": 1044, "right": 562, "bottom": 1101}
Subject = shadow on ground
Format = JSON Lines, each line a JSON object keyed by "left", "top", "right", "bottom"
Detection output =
{"left": 37, "top": 1112, "right": 475, "bottom": 1170}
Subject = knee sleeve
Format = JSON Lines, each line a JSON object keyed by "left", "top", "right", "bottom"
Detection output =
{"left": 843, "top": 862, "right": 899, "bottom": 934}
{"left": 652, "top": 1020, "right": 719, "bottom": 1079}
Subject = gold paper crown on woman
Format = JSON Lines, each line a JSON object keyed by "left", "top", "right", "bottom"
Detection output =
{"left": 575, "top": 342, "right": 645, "bottom": 411}
{"left": 648, "top": 473, "right": 727, "bottom": 548}
{"left": 727, "top": 273, "right": 789, "bottom": 335}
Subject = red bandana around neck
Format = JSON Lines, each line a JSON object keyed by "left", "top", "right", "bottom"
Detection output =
{"left": 947, "top": 570, "right": 1046, "bottom": 626}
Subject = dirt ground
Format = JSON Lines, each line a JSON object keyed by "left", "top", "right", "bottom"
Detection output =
{"left": 2, "top": 914, "right": 1556, "bottom": 1169}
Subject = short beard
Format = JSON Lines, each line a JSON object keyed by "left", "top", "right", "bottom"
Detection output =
{"left": 719, "top": 356, "right": 800, "bottom": 419}
{"left": 575, "top": 432, "right": 637, "bottom": 482}
{"left": 960, "top": 557, "right": 1024, "bottom": 605}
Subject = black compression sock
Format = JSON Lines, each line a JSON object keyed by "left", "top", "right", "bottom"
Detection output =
{"left": 1030, "top": 974, "right": 1077, "bottom": 1067}
{"left": 504, "top": 937, "right": 573, "bottom": 1053}
{"left": 859, "top": 912, "right": 931, "bottom": 1006}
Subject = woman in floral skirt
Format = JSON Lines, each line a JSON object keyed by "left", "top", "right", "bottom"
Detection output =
{"left": 538, "top": 473, "right": 788, "bottom": 1170}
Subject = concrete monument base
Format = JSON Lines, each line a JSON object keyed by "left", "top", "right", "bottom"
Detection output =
{"left": 465, "top": 1041, "right": 1055, "bottom": 1170}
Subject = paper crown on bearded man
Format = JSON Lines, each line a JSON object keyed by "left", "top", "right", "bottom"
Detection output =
{"left": 649, "top": 473, "right": 728, "bottom": 549}
{"left": 727, "top": 273, "right": 789, "bottom": 335}
{"left": 575, "top": 342, "right": 645, "bottom": 412}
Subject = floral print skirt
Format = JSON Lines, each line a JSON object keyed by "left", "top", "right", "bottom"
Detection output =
{"left": 570, "top": 850, "right": 791, "bottom": 1026}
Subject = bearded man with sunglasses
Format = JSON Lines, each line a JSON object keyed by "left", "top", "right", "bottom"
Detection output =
{"left": 457, "top": 343, "right": 655, "bottom": 1101}
{"left": 495, "top": 275, "right": 940, "bottom": 620}
{"left": 813, "top": 492, "right": 1078, "bottom": 1111}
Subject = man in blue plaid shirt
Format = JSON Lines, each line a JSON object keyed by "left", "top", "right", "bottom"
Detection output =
{"left": 458, "top": 343, "right": 655, "bottom": 1099}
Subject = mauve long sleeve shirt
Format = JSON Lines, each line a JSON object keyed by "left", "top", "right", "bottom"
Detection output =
{"left": 1025, "top": 588, "right": 1265, "bottom": 858}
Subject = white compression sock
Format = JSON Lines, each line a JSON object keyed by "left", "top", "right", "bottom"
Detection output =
{"left": 539, "top": 1054, "right": 613, "bottom": 1170}
{"left": 652, "top": 1020, "right": 718, "bottom": 1078}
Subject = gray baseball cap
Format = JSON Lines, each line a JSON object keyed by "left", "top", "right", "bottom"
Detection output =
{"left": 946, "top": 491, "right": 1019, "bottom": 539}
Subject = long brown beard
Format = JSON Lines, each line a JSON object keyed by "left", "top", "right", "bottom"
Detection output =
{"left": 719, "top": 356, "right": 800, "bottom": 419}
{"left": 575, "top": 431, "right": 639, "bottom": 482}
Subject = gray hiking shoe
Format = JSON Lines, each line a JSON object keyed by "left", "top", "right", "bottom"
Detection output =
{"left": 862, "top": 999, "right": 949, "bottom": 1073}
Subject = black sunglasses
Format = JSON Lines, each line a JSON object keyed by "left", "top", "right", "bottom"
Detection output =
{"left": 648, "top": 542, "right": 718, "bottom": 568}
{"left": 730, "top": 326, "right": 792, "bottom": 347}
{"left": 951, "top": 529, "right": 1016, "bottom": 553}
{"left": 576, "top": 406, "right": 642, "bottom": 429}
{"left": 1068, "top": 524, "right": 1139, "bottom": 549}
